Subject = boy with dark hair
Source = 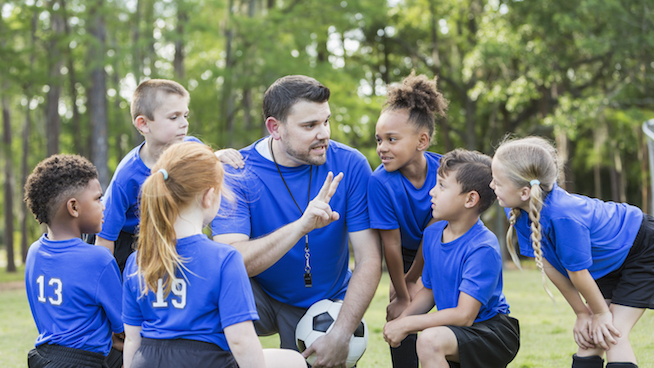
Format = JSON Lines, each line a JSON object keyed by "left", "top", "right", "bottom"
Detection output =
{"left": 24, "top": 154, "right": 123, "bottom": 368}
{"left": 383, "top": 149, "right": 520, "bottom": 368}
{"left": 95, "top": 78, "right": 242, "bottom": 272}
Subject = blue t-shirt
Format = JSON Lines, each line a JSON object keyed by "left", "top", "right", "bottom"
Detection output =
{"left": 368, "top": 151, "right": 442, "bottom": 251}
{"left": 25, "top": 235, "right": 123, "bottom": 355}
{"left": 422, "top": 220, "right": 510, "bottom": 323}
{"left": 211, "top": 137, "right": 372, "bottom": 308}
{"left": 509, "top": 183, "right": 643, "bottom": 279}
{"left": 99, "top": 136, "right": 202, "bottom": 240}
{"left": 122, "top": 234, "right": 258, "bottom": 351}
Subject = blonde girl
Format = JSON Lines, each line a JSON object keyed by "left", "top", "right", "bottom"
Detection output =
{"left": 368, "top": 71, "right": 448, "bottom": 368}
{"left": 122, "top": 142, "right": 305, "bottom": 368}
{"left": 490, "top": 136, "right": 654, "bottom": 368}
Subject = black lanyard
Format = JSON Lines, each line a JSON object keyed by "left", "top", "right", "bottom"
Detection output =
{"left": 270, "top": 138, "right": 313, "bottom": 287}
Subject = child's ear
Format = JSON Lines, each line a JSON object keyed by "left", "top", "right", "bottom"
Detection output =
{"left": 519, "top": 187, "right": 531, "bottom": 201}
{"left": 134, "top": 115, "right": 149, "bottom": 135}
{"left": 201, "top": 187, "right": 216, "bottom": 208}
{"left": 417, "top": 131, "right": 430, "bottom": 151}
{"left": 66, "top": 198, "right": 80, "bottom": 218}
{"left": 266, "top": 117, "right": 282, "bottom": 140}
{"left": 464, "top": 191, "right": 480, "bottom": 209}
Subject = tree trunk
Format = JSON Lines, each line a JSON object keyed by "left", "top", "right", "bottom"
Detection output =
{"left": 2, "top": 92, "right": 17, "bottom": 273}
{"left": 61, "top": 0, "right": 84, "bottom": 157}
{"left": 88, "top": 0, "right": 109, "bottom": 188}
{"left": 555, "top": 130, "right": 568, "bottom": 190}
{"left": 46, "top": 0, "right": 65, "bottom": 157}
{"left": 221, "top": 0, "right": 236, "bottom": 146}
{"left": 174, "top": 0, "right": 187, "bottom": 80}
{"left": 638, "top": 127, "right": 648, "bottom": 213}
{"left": 21, "top": 102, "right": 32, "bottom": 263}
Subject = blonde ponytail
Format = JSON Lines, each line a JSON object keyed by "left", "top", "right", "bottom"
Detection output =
{"left": 528, "top": 183, "right": 556, "bottom": 302}
{"left": 506, "top": 208, "right": 522, "bottom": 270}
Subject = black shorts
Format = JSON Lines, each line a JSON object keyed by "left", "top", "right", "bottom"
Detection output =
{"left": 597, "top": 213, "right": 654, "bottom": 309}
{"left": 447, "top": 314, "right": 520, "bottom": 368}
{"left": 28, "top": 344, "right": 107, "bottom": 368}
{"left": 131, "top": 338, "right": 237, "bottom": 368}
{"left": 114, "top": 231, "right": 137, "bottom": 274}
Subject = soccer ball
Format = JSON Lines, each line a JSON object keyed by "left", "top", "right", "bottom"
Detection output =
{"left": 295, "top": 299, "right": 368, "bottom": 367}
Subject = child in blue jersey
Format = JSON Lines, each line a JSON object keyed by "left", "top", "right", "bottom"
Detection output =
{"left": 491, "top": 136, "right": 654, "bottom": 368}
{"left": 23, "top": 154, "right": 124, "bottom": 368}
{"left": 384, "top": 149, "right": 520, "bottom": 368}
{"left": 122, "top": 142, "right": 306, "bottom": 368}
{"left": 368, "top": 72, "right": 448, "bottom": 368}
{"left": 96, "top": 79, "right": 243, "bottom": 273}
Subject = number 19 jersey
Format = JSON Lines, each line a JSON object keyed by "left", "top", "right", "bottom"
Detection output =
{"left": 122, "top": 234, "right": 258, "bottom": 351}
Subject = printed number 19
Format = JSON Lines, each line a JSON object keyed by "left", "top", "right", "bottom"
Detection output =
{"left": 152, "top": 278, "right": 187, "bottom": 309}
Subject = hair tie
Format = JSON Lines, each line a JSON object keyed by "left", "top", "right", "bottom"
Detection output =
{"left": 530, "top": 179, "right": 540, "bottom": 186}
{"left": 158, "top": 168, "right": 169, "bottom": 180}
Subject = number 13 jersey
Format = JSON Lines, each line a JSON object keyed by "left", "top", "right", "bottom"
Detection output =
{"left": 25, "top": 235, "right": 124, "bottom": 355}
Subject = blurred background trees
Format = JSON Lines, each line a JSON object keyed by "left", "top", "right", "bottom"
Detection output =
{"left": 1, "top": 0, "right": 653, "bottom": 271}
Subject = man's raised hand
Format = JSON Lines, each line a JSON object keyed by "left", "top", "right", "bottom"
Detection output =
{"left": 299, "top": 172, "right": 343, "bottom": 234}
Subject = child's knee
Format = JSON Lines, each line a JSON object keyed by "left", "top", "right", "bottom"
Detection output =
{"left": 416, "top": 327, "right": 455, "bottom": 359}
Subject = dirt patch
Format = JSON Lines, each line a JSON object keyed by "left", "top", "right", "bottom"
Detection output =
{"left": 0, "top": 281, "right": 25, "bottom": 291}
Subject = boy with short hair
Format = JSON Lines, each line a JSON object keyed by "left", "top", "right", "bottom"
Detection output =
{"left": 382, "top": 148, "right": 520, "bottom": 368}
{"left": 24, "top": 154, "right": 123, "bottom": 368}
{"left": 95, "top": 79, "right": 242, "bottom": 272}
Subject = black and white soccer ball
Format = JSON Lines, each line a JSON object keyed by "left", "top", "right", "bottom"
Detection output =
{"left": 295, "top": 299, "right": 368, "bottom": 367}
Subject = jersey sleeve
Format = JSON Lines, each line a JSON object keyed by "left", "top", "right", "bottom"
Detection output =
{"left": 122, "top": 254, "right": 144, "bottom": 326}
{"left": 218, "top": 251, "right": 259, "bottom": 328}
{"left": 506, "top": 208, "right": 535, "bottom": 258}
{"left": 95, "top": 257, "right": 124, "bottom": 333}
{"left": 367, "top": 174, "right": 399, "bottom": 230}
{"left": 344, "top": 152, "right": 372, "bottom": 232}
{"left": 421, "top": 228, "right": 434, "bottom": 290}
{"left": 211, "top": 168, "right": 252, "bottom": 237}
{"left": 459, "top": 246, "right": 502, "bottom": 306}
{"left": 551, "top": 217, "right": 593, "bottom": 272}
{"left": 99, "top": 182, "right": 129, "bottom": 241}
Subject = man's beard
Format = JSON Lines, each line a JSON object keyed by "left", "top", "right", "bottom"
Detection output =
{"left": 284, "top": 139, "right": 329, "bottom": 166}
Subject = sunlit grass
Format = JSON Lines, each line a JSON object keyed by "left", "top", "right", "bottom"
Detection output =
{"left": 3, "top": 261, "right": 652, "bottom": 368}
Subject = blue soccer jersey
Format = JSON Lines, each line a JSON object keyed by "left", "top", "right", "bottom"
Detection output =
{"left": 99, "top": 136, "right": 202, "bottom": 241}
{"left": 25, "top": 235, "right": 123, "bottom": 355}
{"left": 211, "top": 137, "right": 372, "bottom": 309}
{"left": 509, "top": 183, "right": 643, "bottom": 279}
{"left": 368, "top": 151, "right": 442, "bottom": 251}
{"left": 122, "top": 234, "right": 258, "bottom": 351}
{"left": 422, "top": 220, "right": 510, "bottom": 323}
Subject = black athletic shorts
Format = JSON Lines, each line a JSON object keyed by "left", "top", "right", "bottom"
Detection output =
{"left": 27, "top": 344, "right": 107, "bottom": 368}
{"left": 114, "top": 231, "right": 137, "bottom": 274}
{"left": 597, "top": 213, "right": 654, "bottom": 309}
{"left": 447, "top": 314, "right": 520, "bottom": 368}
{"left": 131, "top": 338, "right": 237, "bottom": 368}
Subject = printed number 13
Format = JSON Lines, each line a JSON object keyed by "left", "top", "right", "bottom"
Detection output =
{"left": 36, "top": 275, "right": 63, "bottom": 306}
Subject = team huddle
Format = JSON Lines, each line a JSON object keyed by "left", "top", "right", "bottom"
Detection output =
{"left": 22, "top": 74, "right": 654, "bottom": 368}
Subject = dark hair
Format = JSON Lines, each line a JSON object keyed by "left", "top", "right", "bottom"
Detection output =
{"left": 131, "top": 79, "right": 190, "bottom": 121}
{"left": 437, "top": 148, "right": 495, "bottom": 213}
{"left": 383, "top": 71, "right": 448, "bottom": 140}
{"left": 24, "top": 154, "right": 99, "bottom": 225}
{"left": 262, "top": 75, "right": 330, "bottom": 122}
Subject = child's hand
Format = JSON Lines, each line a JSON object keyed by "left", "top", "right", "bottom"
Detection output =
{"left": 386, "top": 298, "right": 410, "bottom": 322}
{"left": 573, "top": 310, "right": 595, "bottom": 350}
{"left": 215, "top": 148, "right": 244, "bottom": 169}
{"left": 383, "top": 319, "right": 408, "bottom": 348}
{"left": 592, "top": 311, "right": 621, "bottom": 350}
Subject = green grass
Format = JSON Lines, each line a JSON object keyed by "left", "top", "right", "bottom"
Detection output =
{"left": 2, "top": 263, "right": 653, "bottom": 367}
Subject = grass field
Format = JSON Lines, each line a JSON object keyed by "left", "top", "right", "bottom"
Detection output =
{"left": 1, "top": 262, "right": 652, "bottom": 368}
